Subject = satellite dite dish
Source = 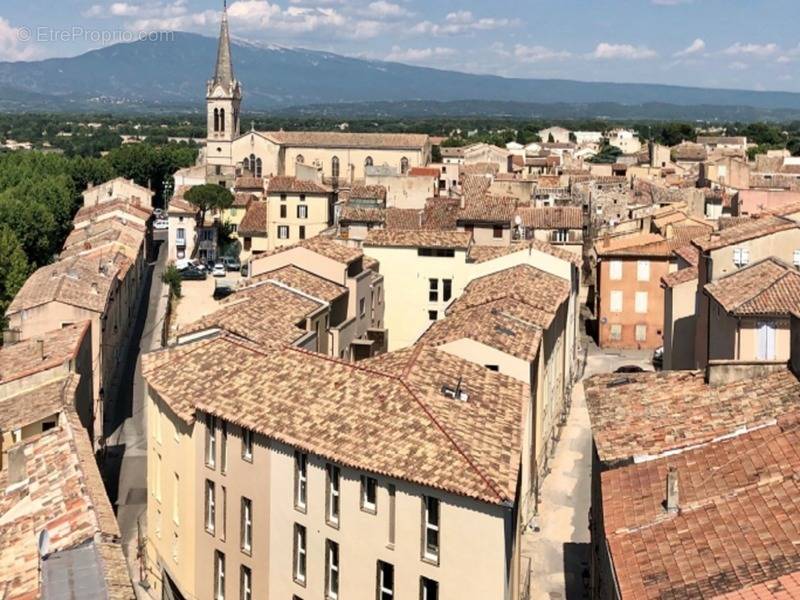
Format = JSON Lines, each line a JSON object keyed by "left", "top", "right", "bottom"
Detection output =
{"left": 37, "top": 529, "right": 50, "bottom": 559}
{"left": 514, "top": 215, "right": 522, "bottom": 226}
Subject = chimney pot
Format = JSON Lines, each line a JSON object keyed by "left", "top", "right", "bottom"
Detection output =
{"left": 666, "top": 467, "right": 679, "bottom": 514}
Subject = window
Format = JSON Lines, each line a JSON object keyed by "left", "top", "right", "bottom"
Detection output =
{"left": 278, "top": 225, "right": 289, "bottom": 239}
{"left": 176, "top": 227, "right": 186, "bottom": 245}
{"left": 299, "top": 225, "right": 306, "bottom": 240}
{"left": 325, "top": 540, "right": 339, "bottom": 600}
{"left": 429, "top": 278, "right": 438, "bottom": 302}
{"left": 293, "top": 524, "right": 307, "bottom": 584}
{"left": 552, "top": 228, "right": 568, "bottom": 243}
{"left": 213, "top": 108, "right": 220, "bottom": 132}
{"left": 400, "top": 157, "right": 409, "bottom": 175}
{"left": 240, "top": 566, "right": 252, "bottom": 600}
{"left": 219, "top": 421, "right": 228, "bottom": 472}
{"left": 361, "top": 476, "right": 377, "bottom": 513}
{"left": 428, "top": 310, "right": 438, "bottom": 321}
{"left": 293, "top": 452, "right": 308, "bottom": 510}
{"left": 635, "top": 291, "right": 648, "bottom": 314}
{"left": 297, "top": 205, "right": 308, "bottom": 219}
{"left": 609, "top": 324, "right": 622, "bottom": 341}
{"left": 794, "top": 250, "right": 800, "bottom": 268}
{"left": 255, "top": 158, "right": 262, "bottom": 178}
{"left": 297, "top": 154, "right": 305, "bottom": 164}
{"left": 637, "top": 260, "right": 650, "bottom": 282}
{"left": 205, "top": 414, "right": 216, "bottom": 468}
{"left": 422, "top": 496, "right": 440, "bottom": 563}
{"left": 388, "top": 484, "right": 396, "bottom": 547}
{"left": 241, "top": 497, "right": 252, "bottom": 554}
{"left": 442, "top": 279, "right": 452, "bottom": 302}
{"left": 365, "top": 156, "right": 373, "bottom": 167}
{"left": 173, "top": 473, "right": 180, "bottom": 525}
{"left": 221, "top": 486, "right": 227, "bottom": 541}
{"left": 360, "top": 297, "right": 367, "bottom": 317}
{"left": 609, "top": 260, "right": 623, "bottom": 281}
{"left": 420, "top": 577, "right": 439, "bottom": 600}
{"left": 635, "top": 324, "right": 647, "bottom": 342}
{"left": 280, "top": 205, "right": 287, "bottom": 218}
{"left": 610, "top": 290, "right": 623, "bottom": 313}
{"left": 243, "top": 157, "right": 250, "bottom": 172}
{"left": 299, "top": 194, "right": 306, "bottom": 202}
{"left": 214, "top": 551, "right": 225, "bottom": 600}
{"left": 205, "top": 480, "right": 216, "bottom": 534}
{"left": 377, "top": 561, "right": 394, "bottom": 600}
{"left": 733, "top": 247, "right": 750, "bottom": 267}
{"left": 758, "top": 321, "right": 777, "bottom": 360}
{"left": 492, "top": 225, "right": 503, "bottom": 239}
{"left": 281, "top": 193, "right": 287, "bottom": 202}
{"left": 242, "top": 428, "right": 253, "bottom": 462}
{"left": 326, "top": 464, "right": 341, "bottom": 527}
{"left": 219, "top": 108, "right": 226, "bottom": 133}
{"left": 332, "top": 156, "right": 340, "bottom": 178}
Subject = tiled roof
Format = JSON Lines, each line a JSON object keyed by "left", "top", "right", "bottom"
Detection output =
{"left": 585, "top": 369, "right": 800, "bottom": 465}
{"left": 266, "top": 176, "right": 330, "bottom": 194}
{"left": 704, "top": 258, "right": 800, "bottom": 317}
{"left": 0, "top": 404, "right": 132, "bottom": 600}
{"left": 713, "top": 572, "right": 800, "bottom": 599}
{"left": 385, "top": 207, "right": 423, "bottom": 230}
{"left": 266, "top": 131, "right": 429, "bottom": 150}
{"left": 73, "top": 198, "right": 152, "bottom": 224}
{"left": 61, "top": 217, "right": 145, "bottom": 262}
{"left": 674, "top": 243, "right": 700, "bottom": 266}
{"left": 234, "top": 176, "right": 264, "bottom": 190}
{"left": 232, "top": 192, "right": 257, "bottom": 208}
{"left": 694, "top": 215, "right": 798, "bottom": 251}
{"left": 0, "top": 375, "right": 76, "bottom": 433}
{"left": 460, "top": 174, "right": 493, "bottom": 206}
{"left": 661, "top": 266, "right": 698, "bottom": 288}
{"left": 179, "top": 281, "right": 323, "bottom": 346}
{"left": 258, "top": 236, "right": 364, "bottom": 265}
{"left": 450, "top": 264, "right": 570, "bottom": 318}
{"left": 348, "top": 184, "right": 387, "bottom": 202}
{"left": 672, "top": 142, "right": 707, "bottom": 161}
{"left": 246, "top": 265, "right": 347, "bottom": 302}
{"left": 143, "top": 336, "right": 527, "bottom": 505}
{"left": 518, "top": 206, "right": 582, "bottom": 229}
{"left": 409, "top": 167, "right": 441, "bottom": 177}
{"left": 461, "top": 162, "right": 500, "bottom": 176}
{"left": 0, "top": 321, "right": 89, "bottom": 384}
{"left": 457, "top": 194, "right": 521, "bottom": 223}
{"left": 421, "top": 301, "right": 543, "bottom": 362}
{"left": 363, "top": 230, "right": 472, "bottom": 249}
{"left": 237, "top": 201, "right": 267, "bottom": 236}
{"left": 440, "top": 147, "right": 465, "bottom": 158}
{"left": 7, "top": 252, "right": 124, "bottom": 315}
{"left": 594, "top": 233, "right": 675, "bottom": 257}
{"left": 602, "top": 416, "right": 800, "bottom": 599}
{"left": 421, "top": 197, "right": 460, "bottom": 230}
{"left": 467, "top": 240, "right": 582, "bottom": 266}
{"left": 168, "top": 196, "right": 199, "bottom": 215}
{"left": 339, "top": 205, "right": 385, "bottom": 225}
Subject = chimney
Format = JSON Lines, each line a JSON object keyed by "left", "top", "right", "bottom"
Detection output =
{"left": 36, "top": 339, "right": 45, "bottom": 361}
{"left": 665, "top": 467, "right": 679, "bottom": 514}
{"left": 7, "top": 446, "right": 27, "bottom": 487}
{"left": 91, "top": 282, "right": 99, "bottom": 294}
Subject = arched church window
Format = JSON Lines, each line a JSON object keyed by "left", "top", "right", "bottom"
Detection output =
{"left": 213, "top": 108, "right": 219, "bottom": 133}
{"left": 255, "top": 158, "right": 263, "bottom": 178}
{"left": 332, "top": 156, "right": 340, "bottom": 178}
{"left": 249, "top": 154, "right": 256, "bottom": 176}
{"left": 400, "top": 157, "right": 409, "bottom": 175}
{"left": 365, "top": 156, "right": 373, "bottom": 168}
{"left": 219, "top": 109, "right": 226, "bottom": 133}
{"left": 243, "top": 157, "right": 250, "bottom": 173}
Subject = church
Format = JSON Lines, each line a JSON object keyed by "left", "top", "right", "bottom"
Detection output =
{"left": 204, "top": 5, "right": 432, "bottom": 187}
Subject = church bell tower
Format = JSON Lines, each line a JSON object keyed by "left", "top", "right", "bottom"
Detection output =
{"left": 206, "top": 1, "right": 242, "bottom": 185}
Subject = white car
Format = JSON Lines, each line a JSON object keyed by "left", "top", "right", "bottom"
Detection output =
{"left": 153, "top": 219, "right": 169, "bottom": 230}
{"left": 211, "top": 262, "right": 226, "bottom": 277}
{"left": 175, "top": 259, "right": 205, "bottom": 271}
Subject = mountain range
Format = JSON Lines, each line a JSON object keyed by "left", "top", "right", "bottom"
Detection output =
{"left": 1, "top": 32, "right": 800, "bottom": 120}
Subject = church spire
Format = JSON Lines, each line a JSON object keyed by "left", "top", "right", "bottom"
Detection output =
{"left": 212, "top": 1, "right": 235, "bottom": 90}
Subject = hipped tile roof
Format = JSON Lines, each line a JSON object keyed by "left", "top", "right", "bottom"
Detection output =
{"left": 266, "top": 131, "right": 429, "bottom": 150}
{"left": 467, "top": 240, "right": 582, "bottom": 266}
{"left": 518, "top": 206, "right": 583, "bottom": 229}
{"left": 704, "top": 257, "right": 800, "bottom": 317}
{"left": 694, "top": 215, "right": 798, "bottom": 252}
{"left": 237, "top": 201, "right": 268, "bottom": 236}
{"left": 364, "top": 230, "right": 472, "bottom": 249}
{"left": 246, "top": 265, "right": 347, "bottom": 303}
{"left": 0, "top": 321, "right": 89, "bottom": 385}
{"left": 267, "top": 176, "right": 330, "bottom": 194}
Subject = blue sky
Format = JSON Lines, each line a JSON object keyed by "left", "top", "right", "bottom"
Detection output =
{"left": 1, "top": 0, "right": 799, "bottom": 91}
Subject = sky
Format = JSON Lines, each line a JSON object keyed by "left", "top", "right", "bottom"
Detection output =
{"left": 1, "top": 0, "right": 800, "bottom": 92}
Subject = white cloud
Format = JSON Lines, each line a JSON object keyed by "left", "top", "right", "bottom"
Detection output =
{"left": 386, "top": 45, "right": 455, "bottom": 63}
{"left": 728, "top": 61, "right": 749, "bottom": 71}
{"left": 513, "top": 44, "right": 571, "bottom": 63}
{"left": 723, "top": 42, "right": 779, "bottom": 58}
{"left": 674, "top": 38, "right": 705, "bottom": 57}
{"left": 84, "top": 0, "right": 189, "bottom": 19}
{"left": 412, "top": 11, "right": 519, "bottom": 36}
{"left": 366, "top": 1, "right": 410, "bottom": 19}
{"left": 0, "top": 17, "right": 40, "bottom": 60}
{"left": 591, "top": 43, "right": 657, "bottom": 60}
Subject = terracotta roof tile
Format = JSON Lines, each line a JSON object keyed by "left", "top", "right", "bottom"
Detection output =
{"left": 73, "top": 198, "right": 152, "bottom": 224}
{"left": 705, "top": 258, "right": 800, "bottom": 316}
{"left": 0, "top": 375, "right": 76, "bottom": 433}
{"left": 237, "top": 201, "right": 267, "bottom": 236}
{"left": 386, "top": 207, "right": 423, "bottom": 229}
{"left": 143, "top": 336, "right": 527, "bottom": 505}
{"left": 0, "top": 321, "right": 89, "bottom": 384}
{"left": 258, "top": 236, "right": 364, "bottom": 265}
{"left": 364, "top": 230, "right": 472, "bottom": 249}
{"left": 234, "top": 176, "right": 265, "bottom": 190}
{"left": 232, "top": 192, "right": 257, "bottom": 208}
{"left": 694, "top": 215, "right": 798, "bottom": 251}
{"left": 409, "top": 167, "right": 441, "bottom": 177}
{"left": 467, "top": 240, "right": 581, "bottom": 266}
{"left": 662, "top": 266, "right": 698, "bottom": 288}
{"left": 267, "top": 176, "right": 330, "bottom": 194}
{"left": 518, "top": 206, "right": 582, "bottom": 229}
{"left": 457, "top": 195, "right": 521, "bottom": 224}
{"left": 585, "top": 369, "right": 800, "bottom": 465}
{"left": 339, "top": 205, "right": 385, "bottom": 225}
{"left": 246, "top": 265, "right": 347, "bottom": 302}
{"left": 348, "top": 184, "right": 387, "bottom": 202}
{"left": 168, "top": 196, "right": 198, "bottom": 216}
{"left": 267, "top": 131, "right": 429, "bottom": 150}
{"left": 713, "top": 571, "right": 800, "bottom": 599}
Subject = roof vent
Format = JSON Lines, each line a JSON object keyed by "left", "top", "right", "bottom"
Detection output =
{"left": 665, "top": 467, "right": 679, "bottom": 514}
{"left": 495, "top": 325, "right": 516, "bottom": 337}
{"left": 441, "top": 377, "right": 469, "bottom": 402}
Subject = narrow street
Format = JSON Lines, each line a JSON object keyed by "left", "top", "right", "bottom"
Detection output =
{"left": 523, "top": 321, "right": 654, "bottom": 599}
{"left": 102, "top": 241, "right": 168, "bottom": 580}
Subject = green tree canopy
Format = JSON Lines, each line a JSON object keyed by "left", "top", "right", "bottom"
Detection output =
{"left": 185, "top": 184, "right": 234, "bottom": 224}
{"left": 0, "top": 225, "right": 31, "bottom": 326}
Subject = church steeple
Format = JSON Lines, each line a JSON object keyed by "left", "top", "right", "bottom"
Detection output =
{"left": 212, "top": 1, "right": 235, "bottom": 91}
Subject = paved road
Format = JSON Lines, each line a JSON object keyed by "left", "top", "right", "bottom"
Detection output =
{"left": 523, "top": 323, "right": 654, "bottom": 599}
{"left": 102, "top": 242, "right": 168, "bottom": 578}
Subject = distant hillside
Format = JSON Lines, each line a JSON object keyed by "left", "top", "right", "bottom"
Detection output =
{"left": 1, "top": 32, "right": 800, "bottom": 119}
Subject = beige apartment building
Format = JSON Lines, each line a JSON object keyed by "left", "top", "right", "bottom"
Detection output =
{"left": 82, "top": 176, "right": 154, "bottom": 209}
{"left": 264, "top": 176, "right": 334, "bottom": 251}
{"left": 143, "top": 333, "right": 530, "bottom": 600}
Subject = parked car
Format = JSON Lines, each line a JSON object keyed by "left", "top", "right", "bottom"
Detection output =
{"left": 175, "top": 259, "right": 205, "bottom": 271}
{"left": 223, "top": 256, "right": 241, "bottom": 272}
{"left": 211, "top": 262, "right": 227, "bottom": 277}
{"left": 153, "top": 219, "right": 169, "bottom": 230}
{"left": 213, "top": 282, "right": 235, "bottom": 300}
{"left": 180, "top": 267, "right": 207, "bottom": 281}
{"left": 614, "top": 365, "right": 645, "bottom": 374}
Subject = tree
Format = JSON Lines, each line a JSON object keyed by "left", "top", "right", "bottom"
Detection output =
{"left": 162, "top": 264, "right": 182, "bottom": 299}
{"left": 0, "top": 225, "right": 30, "bottom": 326}
{"left": 185, "top": 184, "right": 234, "bottom": 224}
